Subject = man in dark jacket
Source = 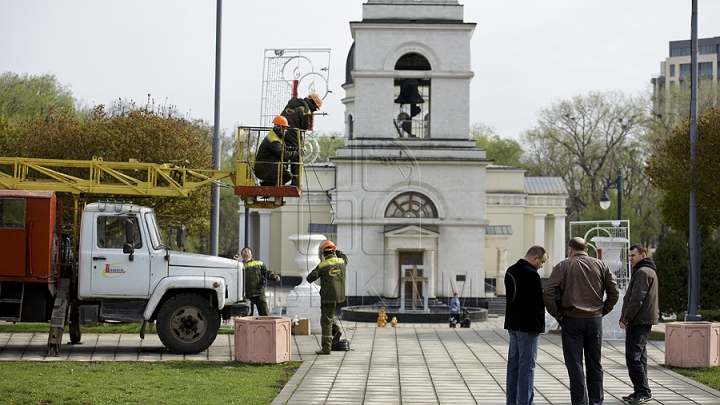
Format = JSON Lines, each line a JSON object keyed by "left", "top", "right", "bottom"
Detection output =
{"left": 505, "top": 245, "right": 547, "bottom": 405}
{"left": 238, "top": 247, "right": 279, "bottom": 316}
{"left": 306, "top": 240, "right": 347, "bottom": 355}
{"left": 280, "top": 93, "right": 321, "bottom": 185}
{"left": 619, "top": 244, "right": 658, "bottom": 404}
{"left": 254, "top": 115, "right": 299, "bottom": 186}
{"left": 544, "top": 237, "right": 619, "bottom": 405}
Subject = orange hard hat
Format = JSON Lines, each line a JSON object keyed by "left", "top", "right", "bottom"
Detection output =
{"left": 308, "top": 93, "right": 322, "bottom": 109}
{"left": 321, "top": 240, "right": 336, "bottom": 252}
{"left": 272, "top": 115, "right": 289, "bottom": 127}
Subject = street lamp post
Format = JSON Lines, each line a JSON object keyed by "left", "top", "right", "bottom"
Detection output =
{"left": 600, "top": 170, "right": 622, "bottom": 221}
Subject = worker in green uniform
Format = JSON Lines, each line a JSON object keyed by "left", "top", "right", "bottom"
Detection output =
{"left": 237, "top": 247, "right": 279, "bottom": 316}
{"left": 306, "top": 240, "right": 347, "bottom": 355}
{"left": 254, "top": 115, "right": 299, "bottom": 186}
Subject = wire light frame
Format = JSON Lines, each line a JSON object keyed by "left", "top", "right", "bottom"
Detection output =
{"left": 260, "top": 48, "right": 331, "bottom": 127}
{"left": 569, "top": 220, "right": 631, "bottom": 290}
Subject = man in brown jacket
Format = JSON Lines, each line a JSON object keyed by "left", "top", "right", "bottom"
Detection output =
{"left": 544, "top": 237, "right": 619, "bottom": 405}
{"left": 619, "top": 244, "right": 658, "bottom": 404}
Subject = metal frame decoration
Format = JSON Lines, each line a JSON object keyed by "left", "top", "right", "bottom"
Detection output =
{"left": 569, "top": 220, "right": 631, "bottom": 290}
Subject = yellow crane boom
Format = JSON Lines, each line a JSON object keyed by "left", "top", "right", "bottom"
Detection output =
{"left": 0, "top": 156, "right": 235, "bottom": 197}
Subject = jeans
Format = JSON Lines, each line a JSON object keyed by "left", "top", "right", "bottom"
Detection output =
{"left": 626, "top": 325, "right": 652, "bottom": 397}
{"left": 561, "top": 316, "right": 604, "bottom": 405}
{"left": 506, "top": 330, "right": 539, "bottom": 405}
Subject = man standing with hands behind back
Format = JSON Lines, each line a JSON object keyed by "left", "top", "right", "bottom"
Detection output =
{"left": 237, "top": 247, "right": 279, "bottom": 316}
{"left": 619, "top": 244, "right": 658, "bottom": 404}
{"left": 505, "top": 245, "right": 548, "bottom": 405}
{"left": 544, "top": 237, "right": 619, "bottom": 405}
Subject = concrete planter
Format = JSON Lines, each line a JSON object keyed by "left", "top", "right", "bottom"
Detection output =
{"left": 234, "top": 316, "right": 291, "bottom": 364}
{"left": 665, "top": 322, "right": 720, "bottom": 368}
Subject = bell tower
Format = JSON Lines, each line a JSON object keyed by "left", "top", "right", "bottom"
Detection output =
{"left": 334, "top": 0, "right": 490, "bottom": 306}
{"left": 342, "top": 0, "right": 475, "bottom": 139}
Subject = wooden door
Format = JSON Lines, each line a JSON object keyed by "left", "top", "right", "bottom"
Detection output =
{"left": 399, "top": 251, "right": 423, "bottom": 299}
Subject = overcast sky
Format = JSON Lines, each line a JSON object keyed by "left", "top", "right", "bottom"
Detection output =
{"left": 2, "top": 1, "right": 719, "bottom": 139}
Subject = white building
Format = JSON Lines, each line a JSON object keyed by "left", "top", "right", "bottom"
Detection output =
{"left": 240, "top": 0, "right": 568, "bottom": 310}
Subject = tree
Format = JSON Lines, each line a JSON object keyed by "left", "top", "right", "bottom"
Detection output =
{"left": 654, "top": 231, "right": 687, "bottom": 315}
{"left": 314, "top": 131, "right": 345, "bottom": 163}
{"left": 470, "top": 123, "right": 524, "bottom": 167}
{"left": 520, "top": 91, "right": 650, "bottom": 221}
{"left": 0, "top": 99, "right": 215, "bottom": 241}
{"left": 0, "top": 72, "right": 75, "bottom": 120}
{"left": 646, "top": 108, "right": 720, "bottom": 232}
{"left": 647, "top": 79, "right": 720, "bottom": 147}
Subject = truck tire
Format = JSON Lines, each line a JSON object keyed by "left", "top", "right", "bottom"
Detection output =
{"left": 156, "top": 293, "right": 220, "bottom": 354}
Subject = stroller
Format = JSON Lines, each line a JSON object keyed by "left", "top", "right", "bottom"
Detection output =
{"left": 459, "top": 308, "right": 471, "bottom": 328}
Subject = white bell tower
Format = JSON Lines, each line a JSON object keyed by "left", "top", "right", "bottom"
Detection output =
{"left": 334, "top": 0, "right": 490, "bottom": 305}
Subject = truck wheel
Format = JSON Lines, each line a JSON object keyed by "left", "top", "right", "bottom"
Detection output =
{"left": 156, "top": 293, "right": 219, "bottom": 354}
{"left": 69, "top": 321, "right": 82, "bottom": 344}
{"left": 69, "top": 301, "right": 82, "bottom": 344}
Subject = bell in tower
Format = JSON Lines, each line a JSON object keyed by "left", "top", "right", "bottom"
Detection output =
{"left": 394, "top": 78, "right": 425, "bottom": 115}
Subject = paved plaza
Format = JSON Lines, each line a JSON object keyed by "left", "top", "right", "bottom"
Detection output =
{"left": 0, "top": 318, "right": 718, "bottom": 405}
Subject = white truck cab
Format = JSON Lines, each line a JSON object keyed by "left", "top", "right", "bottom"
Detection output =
{"left": 75, "top": 201, "right": 247, "bottom": 354}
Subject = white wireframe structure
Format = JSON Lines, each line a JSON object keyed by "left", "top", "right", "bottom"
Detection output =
{"left": 569, "top": 220, "right": 631, "bottom": 291}
{"left": 260, "top": 48, "right": 331, "bottom": 127}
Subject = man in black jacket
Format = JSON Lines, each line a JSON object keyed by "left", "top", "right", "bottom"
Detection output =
{"left": 280, "top": 93, "right": 322, "bottom": 185}
{"left": 505, "top": 245, "right": 547, "bottom": 405}
{"left": 254, "top": 115, "right": 299, "bottom": 186}
{"left": 619, "top": 244, "right": 658, "bottom": 404}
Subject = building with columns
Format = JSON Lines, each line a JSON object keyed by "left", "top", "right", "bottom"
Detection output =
{"left": 239, "top": 0, "right": 568, "bottom": 309}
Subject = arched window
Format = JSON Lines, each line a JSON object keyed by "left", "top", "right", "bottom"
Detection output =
{"left": 394, "top": 53, "right": 431, "bottom": 138}
{"left": 394, "top": 53, "right": 431, "bottom": 71}
{"left": 385, "top": 192, "right": 438, "bottom": 218}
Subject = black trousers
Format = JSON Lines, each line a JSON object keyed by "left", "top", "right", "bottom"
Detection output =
{"left": 625, "top": 324, "right": 652, "bottom": 397}
{"left": 561, "top": 316, "right": 604, "bottom": 405}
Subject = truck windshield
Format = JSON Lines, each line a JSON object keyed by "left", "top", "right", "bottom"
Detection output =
{"left": 144, "top": 212, "right": 166, "bottom": 250}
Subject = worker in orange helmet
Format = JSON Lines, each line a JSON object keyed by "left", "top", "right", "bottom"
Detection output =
{"left": 306, "top": 240, "right": 347, "bottom": 355}
{"left": 280, "top": 93, "right": 322, "bottom": 185}
{"left": 254, "top": 115, "right": 300, "bottom": 186}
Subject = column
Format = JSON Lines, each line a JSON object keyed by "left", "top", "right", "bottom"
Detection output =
{"left": 534, "top": 213, "right": 547, "bottom": 248}
{"left": 552, "top": 214, "right": 567, "bottom": 275}
{"left": 237, "top": 201, "right": 246, "bottom": 254}
{"left": 258, "top": 210, "right": 272, "bottom": 265}
{"left": 384, "top": 248, "right": 398, "bottom": 298}
{"left": 495, "top": 248, "right": 508, "bottom": 295}
{"left": 427, "top": 249, "right": 436, "bottom": 298}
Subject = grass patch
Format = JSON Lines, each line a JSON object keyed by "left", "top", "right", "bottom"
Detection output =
{"left": 649, "top": 330, "right": 665, "bottom": 341}
{"left": 0, "top": 322, "right": 235, "bottom": 334}
{"left": 0, "top": 360, "right": 300, "bottom": 405}
{"left": 666, "top": 366, "right": 720, "bottom": 391}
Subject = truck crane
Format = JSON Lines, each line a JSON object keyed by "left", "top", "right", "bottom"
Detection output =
{"left": 0, "top": 126, "right": 304, "bottom": 355}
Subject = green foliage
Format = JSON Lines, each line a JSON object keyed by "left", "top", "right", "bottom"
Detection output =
{"left": 668, "top": 366, "right": 720, "bottom": 392}
{"left": 677, "top": 309, "right": 720, "bottom": 322}
{"left": 0, "top": 361, "right": 299, "bottom": 405}
{"left": 648, "top": 79, "right": 720, "bottom": 146}
{"left": 0, "top": 322, "right": 235, "bottom": 334}
{"left": 470, "top": 123, "right": 524, "bottom": 167}
{"left": 646, "top": 108, "right": 720, "bottom": 232}
{"left": 0, "top": 100, "right": 215, "bottom": 238}
{"left": 0, "top": 71, "right": 75, "bottom": 120}
{"left": 648, "top": 330, "right": 665, "bottom": 341}
{"left": 700, "top": 237, "right": 720, "bottom": 311}
{"left": 521, "top": 91, "right": 649, "bottom": 220}
{"left": 654, "top": 231, "right": 688, "bottom": 315}
{"left": 315, "top": 131, "right": 345, "bottom": 162}
{"left": 655, "top": 230, "right": 720, "bottom": 315}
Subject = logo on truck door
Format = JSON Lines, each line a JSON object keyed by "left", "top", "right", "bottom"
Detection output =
{"left": 103, "top": 263, "right": 128, "bottom": 278}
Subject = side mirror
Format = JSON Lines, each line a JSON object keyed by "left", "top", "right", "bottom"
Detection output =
{"left": 124, "top": 218, "right": 135, "bottom": 261}
{"left": 176, "top": 225, "right": 186, "bottom": 249}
